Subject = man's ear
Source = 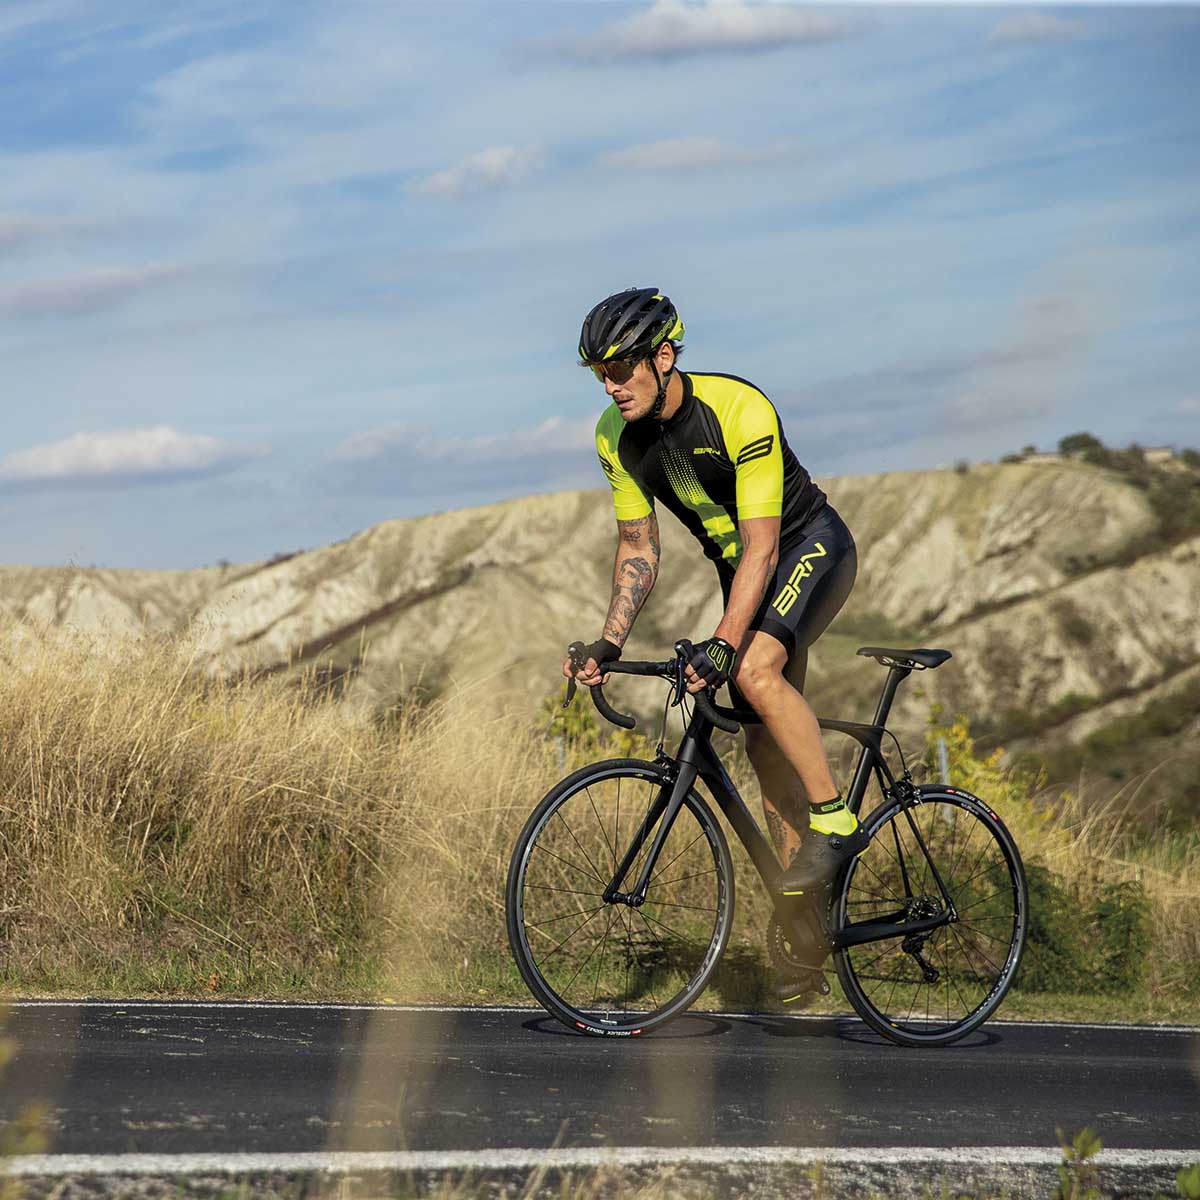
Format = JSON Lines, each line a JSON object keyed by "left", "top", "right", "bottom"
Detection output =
{"left": 657, "top": 341, "right": 677, "bottom": 373}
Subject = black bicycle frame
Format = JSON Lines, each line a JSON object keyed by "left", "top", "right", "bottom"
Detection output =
{"left": 599, "top": 663, "right": 955, "bottom": 952}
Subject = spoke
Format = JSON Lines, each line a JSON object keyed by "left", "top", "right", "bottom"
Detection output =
{"left": 533, "top": 843, "right": 604, "bottom": 885}
{"left": 591, "top": 908, "right": 616, "bottom": 1010}
{"left": 561, "top": 917, "right": 609, "bottom": 996}
{"left": 881, "top": 964, "right": 904, "bottom": 1021}
{"left": 584, "top": 784, "right": 618, "bottom": 870}
{"left": 956, "top": 830, "right": 997, "bottom": 903}
{"left": 957, "top": 889, "right": 1013, "bottom": 913}
{"left": 953, "top": 857, "right": 1009, "bottom": 895}
{"left": 614, "top": 777, "right": 621, "bottom": 886}
{"left": 644, "top": 898, "right": 718, "bottom": 914}
{"left": 962, "top": 924, "right": 1017, "bottom": 952}
{"left": 620, "top": 904, "right": 661, "bottom": 1011}
{"left": 650, "top": 826, "right": 707, "bottom": 886}
{"left": 946, "top": 810, "right": 981, "bottom": 885}
{"left": 525, "top": 883, "right": 604, "bottom": 898}
{"left": 948, "top": 922, "right": 994, "bottom": 988}
{"left": 851, "top": 941, "right": 902, "bottom": 981}
{"left": 533, "top": 904, "right": 605, "bottom": 965}
{"left": 938, "top": 933, "right": 974, "bottom": 1021}
{"left": 639, "top": 906, "right": 705, "bottom": 947}
{"left": 949, "top": 922, "right": 1001, "bottom": 980}
{"left": 636, "top": 907, "right": 693, "bottom": 988}
{"left": 555, "top": 808, "right": 608, "bottom": 887}
{"left": 852, "top": 852, "right": 902, "bottom": 899}
{"left": 526, "top": 902, "right": 608, "bottom": 929}
{"left": 653, "top": 867, "right": 718, "bottom": 887}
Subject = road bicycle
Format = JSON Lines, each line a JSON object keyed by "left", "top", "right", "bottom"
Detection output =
{"left": 505, "top": 641, "right": 1028, "bottom": 1047}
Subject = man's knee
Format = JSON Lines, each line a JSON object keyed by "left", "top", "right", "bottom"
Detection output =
{"left": 733, "top": 645, "right": 785, "bottom": 708}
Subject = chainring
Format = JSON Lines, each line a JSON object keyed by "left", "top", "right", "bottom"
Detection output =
{"left": 766, "top": 910, "right": 830, "bottom": 972}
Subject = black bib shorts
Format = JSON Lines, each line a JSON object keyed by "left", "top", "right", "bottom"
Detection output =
{"left": 719, "top": 503, "right": 857, "bottom": 658}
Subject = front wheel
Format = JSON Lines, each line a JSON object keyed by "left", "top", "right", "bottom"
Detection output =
{"left": 834, "top": 785, "right": 1028, "bottom": 1046}
{"left": 506, "top": 758, "right": 735, "bottom": 1036}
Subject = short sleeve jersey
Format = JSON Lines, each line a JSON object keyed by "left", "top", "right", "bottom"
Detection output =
{"left": 595, "top": 371, "right": 826, "bottom": 577}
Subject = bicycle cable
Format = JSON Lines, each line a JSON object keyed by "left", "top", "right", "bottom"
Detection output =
{"left": 885, "top": 727, "right": 912, "bottom": 779}
{"left": 656, "top": 681, "right": 673, "bottom": 758}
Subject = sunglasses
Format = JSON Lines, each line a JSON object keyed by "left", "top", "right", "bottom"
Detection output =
{"left": 582, "top": 357, "right": 642, "bottom": 385}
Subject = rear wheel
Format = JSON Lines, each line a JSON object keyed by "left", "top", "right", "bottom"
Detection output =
{"left": 506, "top": 759, "right": 734, "bottom": 1036}
{"left": 834, "top": 786, "right": 1027, "bottom": 1046}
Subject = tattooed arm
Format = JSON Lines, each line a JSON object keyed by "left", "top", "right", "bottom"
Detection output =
{"left": 564, "top": 512, "right": 661, "bottom": 687}
{"left": 602, "top": 512, "right": 661, "bottom": 648}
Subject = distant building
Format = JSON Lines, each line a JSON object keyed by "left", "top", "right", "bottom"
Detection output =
{"left": 1144, "top": 446, "right": 1175, "bottom": 464}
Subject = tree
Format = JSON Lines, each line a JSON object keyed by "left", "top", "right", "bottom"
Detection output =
{"left": 1058, "top": 432, "right": 1104, "bottom": 456}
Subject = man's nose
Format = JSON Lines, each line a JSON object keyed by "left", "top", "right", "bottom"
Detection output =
{"left": 605, "top": 375, "right": 621, "bottom": 397}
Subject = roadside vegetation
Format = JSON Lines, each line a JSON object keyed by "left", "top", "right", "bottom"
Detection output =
{"left": 0, "top": 619, "right": 1197, "bottom": 1022}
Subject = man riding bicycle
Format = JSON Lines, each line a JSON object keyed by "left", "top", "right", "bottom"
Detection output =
{"left": 565, "top": 287, "right": 866, "bottom": 1002}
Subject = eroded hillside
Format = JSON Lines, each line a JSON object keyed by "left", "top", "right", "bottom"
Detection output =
{"left": 1, "top": 460, "right": 1195, "bottom": 758}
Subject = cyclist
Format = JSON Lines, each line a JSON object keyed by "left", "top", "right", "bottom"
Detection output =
{"left": 566, "top": 287, "right": 866, "bottom": 1002}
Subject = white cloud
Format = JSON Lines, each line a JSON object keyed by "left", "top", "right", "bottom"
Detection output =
{"left": 0, "top": 212, "right": 78, "bottom": 249}
{"left": 599, "top": 137, "right": 796, "bottom": 172}
{"left": 568, "top": 1, "right": 857, "bottom": 61}
{"left": 0, "top": 263, "right": 182, "bottom": 317}
{"left": 332, "top": 416, "right": 593, "bottom": 465}
{"left": 0, "top": 426, "right": 264, "bottom": 484}
{"left": 943, "top": 253, "right": 1123, "bottom": 430}
{"left": 412, "top": 145, "right": 542, "bottom": 200}
{"left": 988, "top": 13, "right": 1085, "bottom": 46}
{"left": 326, "top": 415, "right": 598, "bottom": 498}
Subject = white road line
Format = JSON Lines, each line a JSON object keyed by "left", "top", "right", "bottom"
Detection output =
{"left": 4, "top": 999, "right": 1199, "bottom": 1034}
{"left": 5, "top": 1146, "right": 1199, "bottom": 1178}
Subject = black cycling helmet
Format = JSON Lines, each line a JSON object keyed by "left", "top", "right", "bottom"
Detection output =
{"left": 578, "top": 288, "right": 685, "bottom": 420}
{"left": 578, "top": 287, "right": 684, "bottom": 364}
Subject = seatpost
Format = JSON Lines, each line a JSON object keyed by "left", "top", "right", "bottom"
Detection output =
{"left": 845, "top": 665, "right": 911, "bottom": 814}
{"left": 872, "top": 665, "right": 911, "bottom": 729}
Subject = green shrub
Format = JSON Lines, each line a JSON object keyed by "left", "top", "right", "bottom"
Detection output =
{"left": 1015, "top": 868, "right": 1153, "bottom": 995}
{"left": 1092, "top": 879, "right": 1152, "bottom": 993}
{"left": 1016, "top": 863, "right": 1090, "bottom": 992}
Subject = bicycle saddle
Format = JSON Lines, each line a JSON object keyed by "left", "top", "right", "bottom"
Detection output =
{"left": 857, "top": 646, "right": 953, "bottom": 670}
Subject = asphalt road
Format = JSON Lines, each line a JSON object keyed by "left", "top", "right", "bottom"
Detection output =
{"left": 4, "top": 1002, "right": 1199, "bottom": 1156}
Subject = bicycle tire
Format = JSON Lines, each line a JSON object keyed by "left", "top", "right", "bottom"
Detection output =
{"left": 833, "top": 785, "right": 1027, "bottom": 1047}
{"left": 506, "top": 758, "right": 735, "bottom": 1037}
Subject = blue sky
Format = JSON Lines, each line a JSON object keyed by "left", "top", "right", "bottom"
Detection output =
{"left": 1, "top": 0, "right": 1197, "bottom": 568}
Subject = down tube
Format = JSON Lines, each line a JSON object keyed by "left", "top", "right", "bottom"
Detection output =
{"left": 694, "top": 739, "right": 781, "bottom": 888}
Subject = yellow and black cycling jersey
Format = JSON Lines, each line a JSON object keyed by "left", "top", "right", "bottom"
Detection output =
{"left": 595, "top": 371, "right": 827, "bottom": 576}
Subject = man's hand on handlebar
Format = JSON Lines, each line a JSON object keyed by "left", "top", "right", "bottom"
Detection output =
{"left": 563, "top": 637, "right": 621, "bottom": 688}
{"left": 683, "top": 636, "right": 737, "bottom": 695}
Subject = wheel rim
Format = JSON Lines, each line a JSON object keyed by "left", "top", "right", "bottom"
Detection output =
{"left": 838, "top": 795, "right": 1024, "bottom": 1039}
{"left": 515, "top": 769, "right": 729, "bottom": 1030}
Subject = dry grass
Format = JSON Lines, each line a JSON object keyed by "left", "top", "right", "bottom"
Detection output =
{"left": 0, "top": 619, "right": 1197, "bottom": 1013}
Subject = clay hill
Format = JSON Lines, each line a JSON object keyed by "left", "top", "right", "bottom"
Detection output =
{"left": 3, "top": 457, "right": 1198, "bottom": 816}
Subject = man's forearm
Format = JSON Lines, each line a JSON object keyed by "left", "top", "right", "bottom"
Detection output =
{"left": 715, "top": 548, "right": 777, "bottom": 649}
{"left": 601, "top": 516, "right": 660, "bottom": 647}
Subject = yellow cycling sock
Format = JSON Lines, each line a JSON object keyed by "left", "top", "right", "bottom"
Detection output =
{"left": 809, "top": 794, "right": 857, "bottom": 837}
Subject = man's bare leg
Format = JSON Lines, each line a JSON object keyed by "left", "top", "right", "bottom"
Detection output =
{"left": 744, "top": 648, "right": 810, "bottom": 867}
{"left": 734, "top": 632, "right": 839, "bottom": 819}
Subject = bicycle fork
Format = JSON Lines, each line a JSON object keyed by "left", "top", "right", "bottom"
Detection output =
{"left": 601, "top": 762, "right": 700, "bottom": 907}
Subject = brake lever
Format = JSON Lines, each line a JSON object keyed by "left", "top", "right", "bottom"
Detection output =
{"left": 671, "top": 639, "right": 693, "bottom": 707}
{"left": 564, "top": 641, "right": 585, "bottom": 708}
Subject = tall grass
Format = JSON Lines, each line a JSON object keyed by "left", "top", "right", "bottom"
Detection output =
{"left": 0, "top": 619, "right": 1197, "bottom": 1013}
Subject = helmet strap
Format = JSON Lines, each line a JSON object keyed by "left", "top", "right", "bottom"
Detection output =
{"left": 648, "top": 356, "right": 671, "bottom": 421}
